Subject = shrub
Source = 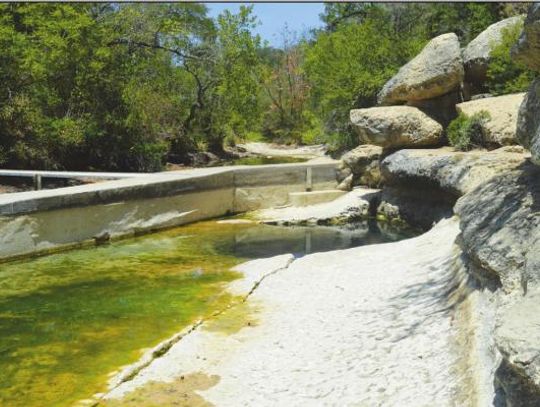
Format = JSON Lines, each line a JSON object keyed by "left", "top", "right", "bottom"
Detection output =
{"left": 447, "top": 111, "right": 491, "bottom": 151}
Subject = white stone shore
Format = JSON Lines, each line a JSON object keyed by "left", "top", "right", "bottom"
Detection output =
{"left": 104, "top": 217, "right": 478, "bottom": 406}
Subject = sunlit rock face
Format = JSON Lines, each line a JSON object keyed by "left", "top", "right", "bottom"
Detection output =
{"left": 377, "top": 33, "right": 463, "bottom": 105}
{"left": 463, "top": 15, "right": 524, "bottom": 84}
{"left": 455, "top": 93, "right": 525, "bottom": 148}
{"left": 350, "top": 106, "right": 443, "bottom": 149}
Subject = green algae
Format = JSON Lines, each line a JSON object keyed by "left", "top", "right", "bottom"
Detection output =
{"left": 0, "top": 221, "right": 250, "bottom": 407}
{"left": 0, "top": 219, "right": 417, "bottom": 406}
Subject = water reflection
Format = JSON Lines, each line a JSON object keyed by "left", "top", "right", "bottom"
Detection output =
{"left": 216, "top": 220, "right": 416, "bottom": 258}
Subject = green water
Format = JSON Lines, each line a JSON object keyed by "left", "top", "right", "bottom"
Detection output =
{"left": 0, "top": 219, "right": 416, "bottom": 406}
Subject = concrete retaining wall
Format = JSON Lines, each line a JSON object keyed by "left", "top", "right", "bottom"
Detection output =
{"left": 0, "top": 162, "right": 338, "bottom": 260}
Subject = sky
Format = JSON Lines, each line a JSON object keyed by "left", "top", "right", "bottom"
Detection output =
{"left": 207, "top": 3, "right": 325, "bottom": 47}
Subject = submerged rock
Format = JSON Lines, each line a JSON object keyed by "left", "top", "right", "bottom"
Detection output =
{"left": 378, "top": 33, "right": 464, "bottom": 105}
{"left": 456, "top": 93, "right": 525, "bottom": 147}
{"left": 350, "top": 106, "right": 443, "bottom": 149}
{"left": 464, "top": 16, "right": 524, "bottom": 84}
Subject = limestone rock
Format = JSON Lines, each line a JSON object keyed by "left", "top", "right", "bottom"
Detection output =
{"left": 377, "top": 187, "right": 454, "bottom": 230}
{"left": 512, "top": 4, "right": 540, "bottom": 71}
{"left": 455, "top": 163, "right": 540, "bottom": 294}
{"left": 255, "top": 188, "right": 377, "bottom": 225}
{"left": 406, "top": 90, "right": 461, "bottom": 127}
{"left": 381, "top": 147, "right": 528, "bottom": 196}
{"left": 378, "top": 33, "right": 464, "bottom": 105}
{"left": 464, "top": 16, "right": 524, "bottom": 83}
{"left": 495, "top": 288, "right": 540, "bottom": 404}
{"left": 517, "top": 78, "right": 540, "bottom": 165}
{"left": 456, "top": 93, "right": 525, "bottom": 147}
{"left": 350, "top": 106, "right": 443, "bottom": 149}
{"left": 336, "top": 174, "right": 353, "bottom": 191}
{"left": 358, "top": 160, "right": 381, "bottom": 188}
{"left": 337, "top": 145, "right": 382, "bottom": 189}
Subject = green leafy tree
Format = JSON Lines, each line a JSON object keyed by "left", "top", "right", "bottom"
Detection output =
{"left": 303, "top": 10, "right": 425, "bottom": 151}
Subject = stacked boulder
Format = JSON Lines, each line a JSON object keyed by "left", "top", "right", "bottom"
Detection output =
{"left": 463, "top": 16, "right": 524, "bottom": 91}
{"left": 339, "top": 16, "right": 528, "bottom": 190}
{"left": 456, "top": 92, "right": 525, "bottom": 147}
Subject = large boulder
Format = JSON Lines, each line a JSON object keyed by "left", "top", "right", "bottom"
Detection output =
{"left": 512, "top": 3, "right": 540, "bottom": 71}
{"left": 350, "top": 106, "right": 443, "bottom": 149}
{"left": 463, "top": 16, "right": 524, "bottom": 84}
{"left": 517, "top": 78, "right": 540, "bottom": 165}
{"left": 456, "top": 93, "right": 525, "bottom": 147}
{"left": 378, "top": 33, "right": 464, "bottom": 105}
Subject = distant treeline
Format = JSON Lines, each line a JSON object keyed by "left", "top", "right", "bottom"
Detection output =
{"left": 0, "top": 3, "right": 530, "bottom": 171}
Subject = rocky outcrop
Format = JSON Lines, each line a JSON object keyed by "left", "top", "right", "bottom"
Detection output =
{"left": 456, "top": 93, "right": 525, "bottom": 147}
{"left": 512, "top": 3, "right": 540, "bottom": 71}
{"left": 455, "top": 162, "right": 539, "bottom": 293}
{"left": 495, "top": 288, "right": 540, "bottom": 405}
{"left": 455, "top": 161, "right": 540, "bottom": 405}
{"left": 517, "top": 78, "right": 540, "bottom": 165}
{"left": 255, "top": 188, "right": 378, "bottom": 226}
{"left": 380, "top": 147, "right": 527, "bottom": 197}
{"left": 464, "top": 16, "right": 524, "bottom": 84}
{"left": 337, "top": 145, "right": 382, "bottom": 190}
{"left": 378, "top": 33, "right": 464, "bottom": 105}
{"left": 380, "top": 144, "right": 539, "bottom": 405}
{"left": 350, "top": 106, "right": 443, "bottom": 149}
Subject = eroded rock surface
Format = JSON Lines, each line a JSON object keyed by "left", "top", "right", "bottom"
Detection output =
{"left": 255, "top": 188, "right": 378, "bottom": 225}
{"left": 337, "top": 145, "right": 382, "bottom": 189}
{"left": 455, "top": 162, "right": 540, "bottom": 294}
{"left": 495, "top": 288, "right": 540, "bottom": 405}
{"left": 380, "top": 147, "right": 528, "bottom": 197}
{"left": 464, "top": 16, "right": 524, "bottom": 83}
{"left": 378, "top": 33, "right": 464, "bottom": 105}
{"left": 350, "top": 106, "right": 443, "bottom": 149}
{"left": 517, "top": 78, "right": 540, "bottom": 165}
{"left": 456, "top": 93, "right": 525, "bottom": 147}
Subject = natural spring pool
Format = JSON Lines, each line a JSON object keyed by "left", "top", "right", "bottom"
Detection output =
{"left": 0, "top": 219, "right": 417, "bottom": 406}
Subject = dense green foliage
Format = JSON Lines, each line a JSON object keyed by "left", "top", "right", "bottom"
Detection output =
{"left": 0, "top": 3, "right": 530, "bottom": 170}
{"left": 447, "top": 111, "right": 492, "bottom": 151}
{"left": 486, "top": 20, "right": 535, "bottom": 96}
{"left": 0, "top": 3, "right": 264, "bottom": 170}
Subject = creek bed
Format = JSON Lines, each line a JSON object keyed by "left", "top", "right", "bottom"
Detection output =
{"left": 0, "top": 219, "right": 416, "bottom": 406}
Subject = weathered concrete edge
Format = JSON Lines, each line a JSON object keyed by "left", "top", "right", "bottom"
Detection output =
{"left": 0, "top": 162, "right": 338, "bottom": 216}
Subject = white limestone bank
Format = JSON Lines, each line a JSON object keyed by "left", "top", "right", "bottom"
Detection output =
{"left": 103, "top": 218, "right": 491, "bottom": 406}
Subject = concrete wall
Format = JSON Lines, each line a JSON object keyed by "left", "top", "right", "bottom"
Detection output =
{"left": 0, "top": 162, "right": 338, "bottom": 261}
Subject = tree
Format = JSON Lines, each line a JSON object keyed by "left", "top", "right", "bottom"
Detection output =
{"left": 259, "top": 28, "right": 314, "bottom": 144}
